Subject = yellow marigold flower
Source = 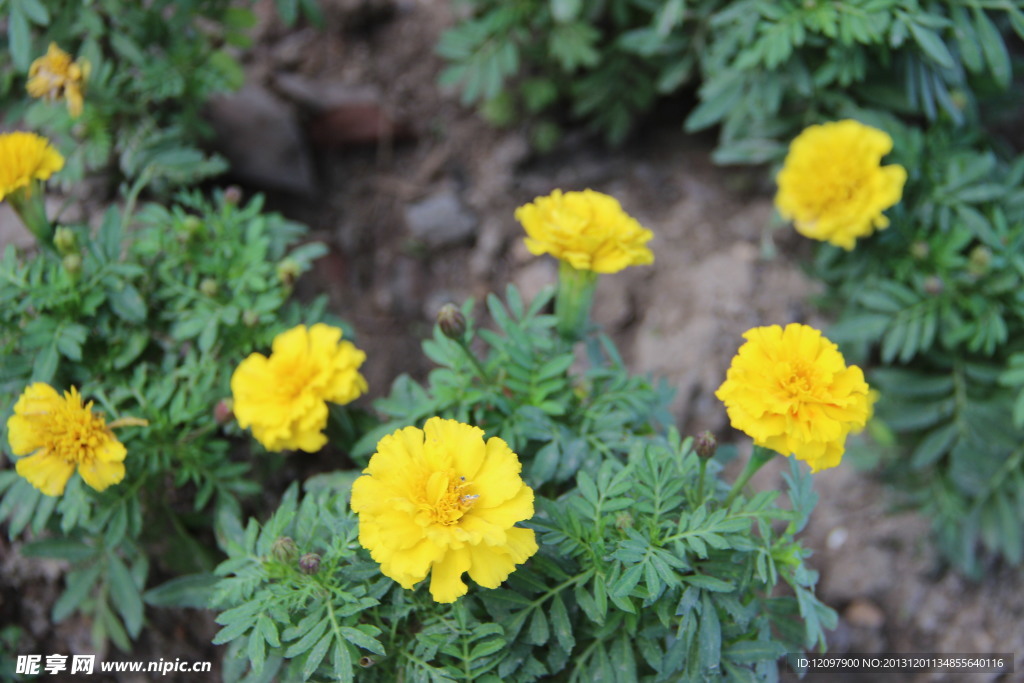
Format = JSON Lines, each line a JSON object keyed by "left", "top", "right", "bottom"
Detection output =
{"left": 0, "top": 131, "right": 64, "bottom": 202}
{"left": 715, "top": 323, "right": 872, "bottom": 472}
{"left": 7, "top": 384, "right": 136, "bottom": 496}
{"left": 515, "top": 189, "right": 654, "bottom": 273}
{"left": 27, "top": 42, "right": 90, "bottom": 118}
{"left": 350, "top": 417, "right": 538, "bottom": 603}
{"left": 231, "top": 323, "right": 367, "bottom": 452}
{"left": 776, "top": 120, "right": 907, "bottom": 250}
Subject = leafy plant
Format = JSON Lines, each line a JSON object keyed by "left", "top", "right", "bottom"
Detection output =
{"left": 0, "top": 188, "right": 331, "bottom": 650}
{"left": 811, "top": 116, "right": 1024, "bottom": 574}
{"left": 212, "top": 284, "right": 835, "bottom": 681}
{"left": 438, "top": 0, "right": 1023, "bottom": 156}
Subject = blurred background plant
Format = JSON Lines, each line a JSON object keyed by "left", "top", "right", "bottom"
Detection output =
{"left": 810, "top": 113, "right": 1024, "bottom": 576}
{"left": 0, "top": 185, "right": 333, "bottom": 651}
{"left": 211, "top": 282, "right": 836, "bottom": 682}
{"left": 0, "top": 0, "right": 322, "bottom": 194}
{"left": 438, "top": 0, "right": 1024, "bottom": 158}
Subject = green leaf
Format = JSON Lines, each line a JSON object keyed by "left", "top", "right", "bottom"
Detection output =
{"left": 22, "top": 538, "right": 97, "bottom": 562}
{"left": 53, "top": 563, "right": 103, "bottom": 622}
{"left": 681, "top": 574, "right": 734, "bottom": 592}
{"left": 144, "top": 573, "right": 218, "bottom": 608}
{"left": 974, "top": 9, "right": 1011, "bottom": 88}
{"left": 549, "top": 594, "right": 574, "bottom": 653}
{"left": 907, "top": 22, "right": 954, "bottom": 69}
{"left": 108, "top": 283, "right": 147, "bottom": 323}
{"left": 8, "top": 6, "right": 31, "bottom": 70}
{"left": 107, "top": 555, "right": 144, "bottom": 637}
{"left": 698, "top": 592, "right": 721, "bottom": 672}
{"left": 303, "top": 632, "right": 334, "bottom": 680}
{"left": 551, "top": 0, "right": 581, "bottom": 22}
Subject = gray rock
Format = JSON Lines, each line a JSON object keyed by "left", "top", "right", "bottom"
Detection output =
{"left": 404, "top": 189, "right": 476, "bottom": 248}
{"left": 206, "top": 83, "right": 314, "bottom": 195}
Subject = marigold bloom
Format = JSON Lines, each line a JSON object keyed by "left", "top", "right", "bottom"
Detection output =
{"left": 0, "top": 132, "right": 64, "bottom": 202}
{"left": 715, "top": 323, "right": 872, "bottom": 472}
{"left": 350, "top": 417, "right": 538, "bottom": 603}
{"left": 776, "top": 120, "right": 907, "bottom": 250}
{"left": 27, "top": 42, "right": 90, "bottom": 118}
{"left": 8, "top": 384, "right": 130, "bottom": 496}
{"left": 515, "top": 189, "right": 654, "bottom": 273}
{"left": 231, "top": 323, "right": 367, "bottom": 452}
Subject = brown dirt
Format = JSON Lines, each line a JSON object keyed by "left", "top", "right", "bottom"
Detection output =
{"left": 4, "top": 0, "right": 1023, "bottom": 680}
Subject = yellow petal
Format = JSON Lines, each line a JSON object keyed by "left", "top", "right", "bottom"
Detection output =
{"left": 429, "top": 547, "right": 472, "bottom": 603}
{"left": 78, "top": 458, "right": 125, "bottom": 492}
{"left": 16, "top": 450, "right": 75, "bottom": 497}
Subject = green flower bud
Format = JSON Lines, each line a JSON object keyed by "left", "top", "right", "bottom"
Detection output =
{"left": 277, "top": 259, "right": 301, "bottom": 287}
{"left": 437, "top": 303, "right": 466, "bottom": 340}
{"left": 178, "top": 216, "right": 203, "bottom": 240}
{"left": 615, "top": 511, "right": 633, "bottom": 531}
{"left": 968, "top": 245, "right": 991, "bottom": 275}
{"left": 923, "top": 275, "right": 944, "bottom": 296}
{"left": 62, "top": 253, "right": 82, "bottom": 275}
{"left": 299, "top": 552, "right": 321, "bottom": 575}
{"left": 242, "top": 309, "right": 260, "bottom": 327}
{"left": 909, "top": 241, "right": 929, "bottom": 260}
{"left": 271, "top": 536, "right": 299, "bottom": 564}
{"left": 200, "top": 278, "right": 219, "bottom": 297}
{"left": 53, "top": 227, "right": 77, "bottom": 256}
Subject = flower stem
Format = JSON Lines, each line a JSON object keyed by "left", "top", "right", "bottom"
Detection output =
{"left": 724, "top": 445, "right": 777, "bottom": 507}
{"left": 696, "top": 458, "right": 708, "bottom": 503}
{"left": 455, "top": 337, "right": 490, "bottom": 384}
{"left": 555, "top": 260, "right": 598, "bottom": 341}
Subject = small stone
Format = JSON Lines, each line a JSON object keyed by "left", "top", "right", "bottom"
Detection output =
{"left": 404, "top": 189, "right": 476, "bottom": 248}
{"left": 206, "top": 83, "right": 314, "bottom": 195}
{"left": 826, "top": 526, "right": 849, "bottom": 550}
{"left": 844, "top": 598, "right": 885, "bottom": 629}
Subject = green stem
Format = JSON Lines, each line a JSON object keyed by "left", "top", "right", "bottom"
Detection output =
{"left": 696, "top": 458, "right": 708, "bottom": 503}
{"left": 455, "top": 337, "right": 491, "bottom": 383}
{"left": 724, "top": 445, "right": 777, "bottom": 507}
{"left": 555, "top": 260, "right": 598, "bottom": 341}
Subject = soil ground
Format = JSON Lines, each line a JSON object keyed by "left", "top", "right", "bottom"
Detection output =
{"left": 3, "top": 1, "right": 1022, "bottom": 681}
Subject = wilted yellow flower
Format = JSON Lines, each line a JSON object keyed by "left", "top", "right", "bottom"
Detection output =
{"left": 515, "top": 189, "right": 654, "bottom": 273}
{"left": 231, "top": 323, "right": 367, "bottom": 452}
{"left": 8, "top": 384, "right": 140, "bottom": 496}
{"left": 715, "top": 323, "right": 872, "bottom": 472}
{"left": 776, "top": 120, "right": 907, "bottom": 250}
{"left": 27, "top": 42, "right": 90, "bottom": 118}
{"left": 350, "top": 417, "right": 538, "bottom": 603}
{"left": 0, "top": 132, "right": 64, "bottom": 202}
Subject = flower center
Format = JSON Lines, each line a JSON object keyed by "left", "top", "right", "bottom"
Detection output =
{"left": 50, "top": 405, "right": 108, "bottom": 465}
{"left": 780, "top": 361, "right": 819, "bottom": 403}
{"left": 418, "top": 470, "right": 477, "bottom": 526}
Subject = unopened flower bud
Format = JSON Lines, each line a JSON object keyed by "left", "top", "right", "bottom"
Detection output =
{"left": 214, "top": 398, "right": 234, "bottom": 425}
{"left": 53, "top": 227, "right": 77, "bottom": 256}
{"left": 910, "top": 241, "right": 929, "bottom": 260}
{"left": 242, "top": 309, "right": 260, "bottom": 327}
{"left": 437, "top": 303, "right": 466, "bottom": 339}
{"left": 62, "top": 253, "right": 82, "bottom": 274}
{"left": 614, "top": 511, "right": 633, "bottom": 531}
{"left": 177, "top": 216, "right": 203, "bottom": 241}
{"left": 695, "top": 431, "right": 717, "bottom": 460}
{"left": 200, "top": 278, "right": 219, "bottom": 297}
{"left": 272, "top": 536, "right": 298, "bottom": 564}
{"left": 224, "top": 185, "right": 243, "bottom": 205}
{"left": 923, "top": 275, "right": 944, "bottom": 296}
{"left": 299, "top": 552, "right": 321, "bottom": 575}
{"left": 968, "top": 245, "right": 991, "bottom": 275}
{"left": 358, "top": 657, "right": 375, "bottom": 668}
{"left": 277, "top": 259, "right": 301, "bottom": 287}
